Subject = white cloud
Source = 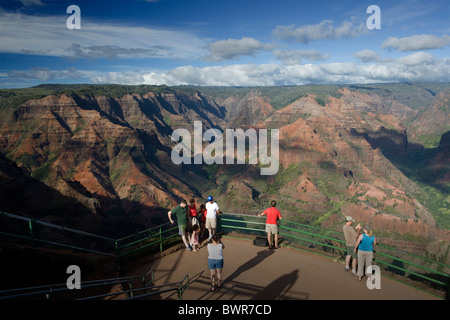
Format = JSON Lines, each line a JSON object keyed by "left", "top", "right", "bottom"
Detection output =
{"left": 0, "top": 12, "right": 207, "bottom": 60}
{"left": 274, "top": 49, "right": 330, "bottom": 65}
{"left": 382, "top": 34, "right": 450, "bottom": 52}
{"left": 397, "top": 52, "right": 435, "bottom": 66}
{"left": 353, "top": 50, "right": 382, "bottom": 63}
{"left": 89, "top": 54, "right": 450, "bottom": 86}
{"left": 90, "top": 71, "right": 146, "bottom": 84}
{"left": 205, "top": 37, "right": 273, "bottom": 61}
{"left": 272, "top": 19, "right": 366, "bottom": 44}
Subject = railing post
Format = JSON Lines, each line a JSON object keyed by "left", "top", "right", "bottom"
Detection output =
{"left": 29, "top": 219, "right": 34, "bottom": 250}
{"left": 159, "top": 226, "right": 162, "bottom": 253}
{"left": 142, "top": 276, "right": 146, "bottom": 295}
{"left": 128, "top": 281, "right": 134, "bottom": 298}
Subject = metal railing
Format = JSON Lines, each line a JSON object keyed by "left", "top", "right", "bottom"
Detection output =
{"left": 0, "top": 269, "right": 155, "bottom": 300}
{"left": 1, "top": 211, "right": 448, "bottom": 299}
{"left": 123, "top": 274, "right": 190, "bottom": 300}
{"left": 0, "top": 211, "right": 180, "bottom": 258}
{"left": 114, "top": 222, "right": 180, "bottom": 258}
{"left": 218, "top": 212, "right": 450, "bottom": 299}
{"left": 0, "top": 211, "right": 187, "bottom": 300}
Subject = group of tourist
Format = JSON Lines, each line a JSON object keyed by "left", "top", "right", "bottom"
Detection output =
{"left": 169, "top": 197, "right": 376, "bottom": 292}
{"left": 168, "top": 197, "right": 282, "bottom": 292}
{"left": 167, "top": 196, "right": 220, "bottom": 252}
{"left": 343, "top": 216, "right": 377, "bottom": 281}
{"left": 168, "top": 196, "right": 223, "bottom": 291}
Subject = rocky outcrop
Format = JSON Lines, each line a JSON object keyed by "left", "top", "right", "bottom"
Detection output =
{"left": 0, "top": 84, "right": 448, "bottom": 254}
{"left": 409, "top": 90, "right": 450, "bottom": 137}
{"left": 0, "top": 90, "right": 227, "bottom": 229}
{"left": 223, "top": 91, "right": 274, "bottom": 125}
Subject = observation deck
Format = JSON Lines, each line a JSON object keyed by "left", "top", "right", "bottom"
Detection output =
{"left": 124, "top": 236, "right": 437, "bottom": 300}
{"left": 0, "top": 211, "right": 447, "bottom": 301}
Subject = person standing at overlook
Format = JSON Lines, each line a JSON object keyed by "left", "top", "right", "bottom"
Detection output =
{"left": 168, "top": 199, "right": 192, "bottom": 251}
{"left": 354, "top": 224, "right": 377, "bottom": 281}
{"left": 188, "top": 198, "right": 198, "bottom": 227}
{"left": 207, "top": 234, "right": 224, "bottom": 292}
{"left": 205, "top": 196, "right": 220, "bottom": 242}
{"left": 343, "top": 216, "right": 361, "bottom": 276}
{"left": 259, "top": 200, "right": 282, "bottom": 249}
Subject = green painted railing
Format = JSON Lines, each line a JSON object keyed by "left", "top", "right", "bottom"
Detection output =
{"left": 1, "top": 211, "right": 449, "bottom": 299}
{"left": 0, "top": 269, "right": 155, "bottom": 300}
{"left": 0, "top": 211, "right": 180, "bottom": 258}
{"left": 0, "top": 211, "right": 187, "bottom": 300}
{"left": 218, "top": 212, "right": 449, "bottom": 299}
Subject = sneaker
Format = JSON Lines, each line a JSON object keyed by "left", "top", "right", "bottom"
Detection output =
{"left": 344, "top": 267, "right": 349, "bottom": 272}
{"left": 187, "top": 245, "right": 193, "bottom": 251}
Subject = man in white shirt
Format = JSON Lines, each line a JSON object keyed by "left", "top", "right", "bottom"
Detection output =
{"left": 205, "top": 196, "right": 219, "bottom": 241}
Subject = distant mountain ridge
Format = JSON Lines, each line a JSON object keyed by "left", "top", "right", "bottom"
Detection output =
{"left": 0, "top": 82, "right": 449, "bottom": 262}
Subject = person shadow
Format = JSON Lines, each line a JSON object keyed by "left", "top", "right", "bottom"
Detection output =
{"left": 223, "top": 248, "right": 275, "bottom": 285}
{"left": 251, "top": 269, "right": 307, "bottom": 300}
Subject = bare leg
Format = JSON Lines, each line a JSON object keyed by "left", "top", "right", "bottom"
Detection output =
{"left": 181, "top": 234, "right": 189, "bottom": 247}
{"left": 267, "top": 231, "right": 272, "bottom": 247}
{"left": 352, "top": 257, "right": 357, "bottom": 274}
{"left": 345, "top": 255, "right": 351, "bottom": 269}
{"left": 216, "top": 268, "right": 222, "bottom": 287}
{"left": 210, "top": 269, "right": 216, "bottom": 291}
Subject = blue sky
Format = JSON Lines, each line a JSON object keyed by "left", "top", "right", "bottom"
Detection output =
{"left": 0, "top": 0, "right": 449, "bottom": 88}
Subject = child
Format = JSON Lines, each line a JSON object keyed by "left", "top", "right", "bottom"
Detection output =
{"left": 190, "top": 224, "right": 200, "bottom": 251}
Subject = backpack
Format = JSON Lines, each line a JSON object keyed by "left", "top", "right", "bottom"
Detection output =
{"left": 253, "top": 236, "right": 268, "bottom": 247}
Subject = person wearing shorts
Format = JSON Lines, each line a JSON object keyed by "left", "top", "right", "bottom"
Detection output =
{"left": 198, "top": 204, "right": 207, "bottom": 239}
{"left": 205, "top": 196, "right": 219, "bottom": 241}
{"left": 168, "top": 199, "right": 192, "bottom": 251}
{"left": 207, "top": 234, "right": 224, "bottom": 291}
{"left": 188, "top": 198, "right": 198, "bottom": 226}
{"left": 343, "top": 216, "right": 361, "bottom": 275}
{"left": 259, "top": 200, "right": 282, "bottom": 249}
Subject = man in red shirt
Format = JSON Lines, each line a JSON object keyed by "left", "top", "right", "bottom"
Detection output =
{"left": 259, "top": 200, "right": 282, "bottom": 249}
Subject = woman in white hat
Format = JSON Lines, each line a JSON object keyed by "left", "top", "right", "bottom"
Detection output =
{"left": 354, "top": 224, "right": 377, "bottom": 281}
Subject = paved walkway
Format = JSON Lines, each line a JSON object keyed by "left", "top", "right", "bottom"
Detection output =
{"left": 124, "top": 237, "right": 438, "bottom": 300}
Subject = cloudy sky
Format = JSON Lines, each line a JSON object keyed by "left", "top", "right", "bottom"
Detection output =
{"left": 0, "top": 0, "right": 449, "bottom": 88}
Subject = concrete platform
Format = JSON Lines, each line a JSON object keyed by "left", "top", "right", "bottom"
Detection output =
{"left": 125, "top": 237, "right": 438, "bottom": 300}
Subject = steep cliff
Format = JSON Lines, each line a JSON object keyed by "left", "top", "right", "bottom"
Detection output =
{"left": 0, "top": 83, "right": 449, "bottom": 259}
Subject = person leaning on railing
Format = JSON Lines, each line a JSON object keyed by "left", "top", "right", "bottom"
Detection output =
{"left": 259, "top": 200, "right": 282, "bottom": 249}
{"left": 354, "top": 224, "right": 377, "bottom": 281}
{"left": 343, "top": 216, "right": 361, "bottom": 276}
